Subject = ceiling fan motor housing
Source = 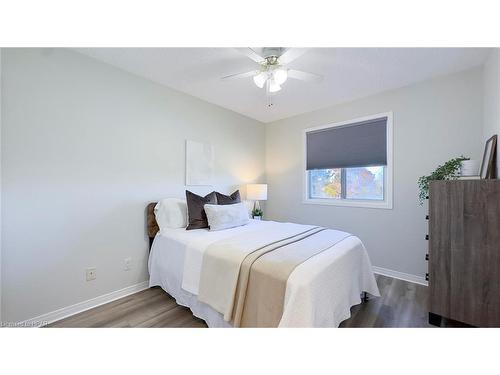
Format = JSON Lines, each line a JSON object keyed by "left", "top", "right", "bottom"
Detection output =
{"left": 261, "top": 47, "right": 284, "bottom": 59}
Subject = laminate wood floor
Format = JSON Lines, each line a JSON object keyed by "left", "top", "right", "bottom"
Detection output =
{"left": 47, "top": 275, "right": 454, "bottom": 328}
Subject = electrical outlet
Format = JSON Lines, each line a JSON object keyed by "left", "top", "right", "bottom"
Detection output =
{"left": 86, "top": 267, "right": 96, "bottom": 281}
{"left": 124, "top": 257, "right": 132, "bottom": 271}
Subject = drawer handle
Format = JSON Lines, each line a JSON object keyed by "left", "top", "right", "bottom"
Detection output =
{"left": 425, "top": 273, "right": 429, "bottom": 281}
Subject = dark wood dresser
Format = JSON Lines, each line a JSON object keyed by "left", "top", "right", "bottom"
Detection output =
{"left": 428, "top": 180, "right": 500, "bottom": 327}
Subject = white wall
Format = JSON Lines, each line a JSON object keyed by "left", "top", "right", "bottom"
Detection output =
{"left": 1, "top": 48, "right": 266, "bottom": 322}
{"left": 483, "top": 49, "right": 500, "bottom": 176}
{"left": 265, "top": 68, "right": 484, "bottom": 278}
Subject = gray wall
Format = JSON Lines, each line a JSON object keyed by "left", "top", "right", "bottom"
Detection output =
{"left": 1, "top": 49, "right": 266, "bottom": 322}
{"left": 483, "top": 49, "right": 500, "bottom": 175}
{"left": 265, "top": 68, "right": 483, "bottom": 277}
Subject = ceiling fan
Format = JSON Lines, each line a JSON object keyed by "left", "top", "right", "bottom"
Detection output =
{"left": 221, "top": 47, "right": 323, "bottom": 95}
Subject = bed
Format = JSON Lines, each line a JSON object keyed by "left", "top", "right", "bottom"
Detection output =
{"left": 146, "top": 203, "right": 380, "bottom": 327}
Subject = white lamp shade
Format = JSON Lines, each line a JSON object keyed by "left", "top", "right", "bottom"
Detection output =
{"left": 253, "top": 72, "right": 268, "bottom": 88}
{"left": 246, "top": 184, "right": 268, "bottom": 201}
{"left": 268, "top": 79, "right": 281, "bottom": 93}
{"left": 273, "top": 67, "right": 288, "bottom": 85}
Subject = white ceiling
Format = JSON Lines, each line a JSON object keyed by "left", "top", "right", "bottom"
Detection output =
{"left": 75, "top": 48, "right": 491, "bottom": 123}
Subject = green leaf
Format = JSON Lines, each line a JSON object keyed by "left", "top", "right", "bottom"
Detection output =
{"left": 417, "top": 156, "right": 469, "bottom": 205}
{"left": 252, "top": 208, "right": 263, "bottom": 217}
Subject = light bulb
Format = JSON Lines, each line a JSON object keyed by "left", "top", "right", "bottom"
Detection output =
{"left": 273, "top": 68, "right": 288, "bottom": 85}
{"left": 268, "top": 79, "right": 282, "bottom": 93}
{"left": 253, "top": 72, "right": 268, "bottom": 88}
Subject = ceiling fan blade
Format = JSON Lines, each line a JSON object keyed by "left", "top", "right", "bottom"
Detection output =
{"left": 234, "top": 48, "right": 265, "bottom": 63}
{"left": 288, "top": 69, "right": 323, "bottom": 83}
{"left": 278, "top": 48, "right": 308, "bottom": 64}
{"left": 221, "top": 70, "right": 259, "bottom": 81}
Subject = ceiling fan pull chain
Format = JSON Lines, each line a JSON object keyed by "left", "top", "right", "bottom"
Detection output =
{"left": 267, "top": 95, "right": 274, "bottom": 108}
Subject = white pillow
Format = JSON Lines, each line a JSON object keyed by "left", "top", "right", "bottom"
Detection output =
{"left": 204, "top": 202, "right": 250, "bottom": 231}
{"left": 154, "top": 198, "right": 188, "bottom": 229}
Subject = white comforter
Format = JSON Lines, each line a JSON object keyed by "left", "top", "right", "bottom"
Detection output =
{"left": 149, "top": 219, "right": 380, "bottom": 327}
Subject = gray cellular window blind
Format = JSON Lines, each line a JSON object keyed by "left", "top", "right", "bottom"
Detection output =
{"left": 306, "top": 117, "right": 387, "bottom": 170}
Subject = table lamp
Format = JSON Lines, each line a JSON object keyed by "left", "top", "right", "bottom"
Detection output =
{"left": 246, "top": 184, "right": 268, "bottom": 217}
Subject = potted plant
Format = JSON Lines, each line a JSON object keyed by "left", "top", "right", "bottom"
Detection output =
{"left": 417, "top": 156, "right": 469, "bottom": 204}
{"left": 252, "top": 208, "right": 263, "bottom": 220}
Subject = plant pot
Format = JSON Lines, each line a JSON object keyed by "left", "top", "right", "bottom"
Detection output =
{"left": 253, "top": 216, "right": 262, "bottom": 220}
{"left": 460, "top": 160, "right": 479, "bottom": 176}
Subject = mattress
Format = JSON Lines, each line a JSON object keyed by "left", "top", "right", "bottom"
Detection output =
{"left": 148, "top": 219, "right": 380, "bottom": 327}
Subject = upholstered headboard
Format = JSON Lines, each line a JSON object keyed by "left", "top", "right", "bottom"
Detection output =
{"left": 146, "top": 202, "right": 159, "bottom": 248}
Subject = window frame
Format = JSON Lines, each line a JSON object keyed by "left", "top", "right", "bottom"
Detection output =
{"left": 303, "top": 112, "right": 393, "bottom": 210}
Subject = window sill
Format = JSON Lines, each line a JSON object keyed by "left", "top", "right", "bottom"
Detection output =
{"left": 302, "top": 198, "right": 393, "bottom": 210}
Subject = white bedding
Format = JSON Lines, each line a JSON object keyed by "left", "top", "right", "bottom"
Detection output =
{"left": 148, "top": 219, "right": 380, "bottom": 327}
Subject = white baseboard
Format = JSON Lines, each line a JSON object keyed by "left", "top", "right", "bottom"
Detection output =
{"left": 372, "top": 266, "right": 428, "bottom": 286}
{"left": 21, "top": 281, "right": 150, "bottom": 327}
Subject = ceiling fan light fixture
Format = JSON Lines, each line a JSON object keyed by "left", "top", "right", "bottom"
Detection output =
{"left": 273, "top": 67, "right": 288, "bottom": 85}
{"left": 224, "top": 48, "right": 322, "bottom": 104}
{"left": 253, "top": 71, "right": 268, "bottom": 88}
{"left": 268, "top": 79, "right": 282, "bottom": 93}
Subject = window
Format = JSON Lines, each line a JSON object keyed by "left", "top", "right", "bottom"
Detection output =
{"left": 309, "top": 166, "right": 385, "bottom": 200}
{"left": 304, "top": 113, "right": 392, "bottom": 209}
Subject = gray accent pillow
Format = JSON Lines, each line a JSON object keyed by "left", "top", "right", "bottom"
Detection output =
{"left": 185, "top": 190, "right": 217, "bottom": 230}
{"left": 215, "top": 190, "right": 241, "bottom": 205}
